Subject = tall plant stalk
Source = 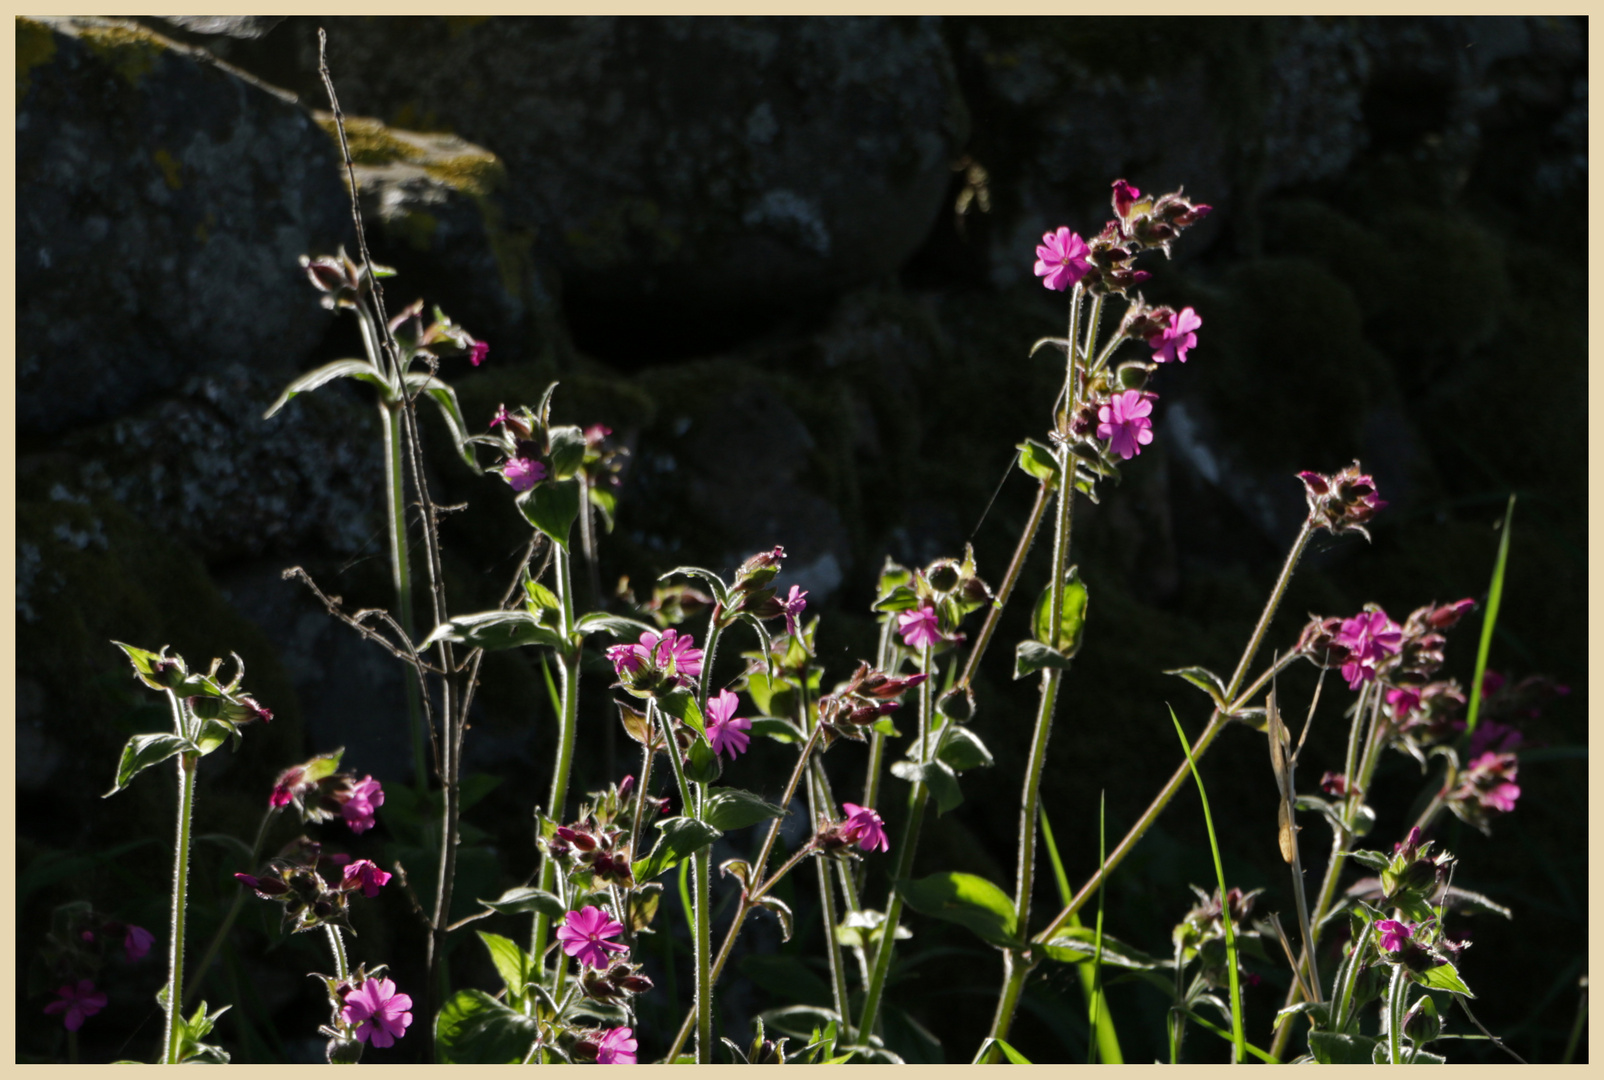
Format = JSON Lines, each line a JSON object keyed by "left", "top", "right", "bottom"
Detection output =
{"left": 531, "top": 542, "right": 582, "bottom": 962}
{"left": 163, "top": 747, "right": 199, "bottom": 1065}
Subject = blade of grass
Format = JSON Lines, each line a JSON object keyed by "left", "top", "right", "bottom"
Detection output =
{"left": 1175, "top": 1007, "right": 1278, "bottom": 1063}
{"left": 1169, "top": 705, "right": 1245, "bottom": 1064}
{"left": 972, "top": 1036, "right": 1033, "bottom": 1064}
{"left": 1464, "top": 493, "right": 1515, "bottom": 736}
{"left": 1039, "top": 806, "right": 1123, "bottom": 1064}
{"left": 1088, "top": 792, "right": 1109, "bottom": 1064}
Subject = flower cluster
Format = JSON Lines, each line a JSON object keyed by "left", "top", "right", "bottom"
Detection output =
{"left": 545, "top": 812, "right": 637, "bottom": 888}
{"left": 1372, "top": 915, "right": 1465, "bottom": 975}
{"left": 1298, "top": 461, "right": 1387, "bottom": 539}
{"left": 815, "top": 661, "right": 926, "bottom": 744}
{"left": 558, "top": 906, "right": 653, "bottom": 1009}
{"left": 234, "top": 836, "right": 389, "bottom": 934}
{"left": 1378, "top": 826, "right": 1456, "bottom": 910}
{"left": 1171, "top": 885, "right": 1263, "bottom": 990}
{"left": 1033, "top": 180, "right": 1211, "bottom": 299}
{"left": 571, "top": 1025, "right": 639, "bottom": 1065}
{"left": 606, "top": 628, "right": 705, "bottom": 698}
{"left": 270, "top": 753, "right": 386, "bottom": 836}
{"left": 386, "top": 298, "right": 486, "bottom": 369}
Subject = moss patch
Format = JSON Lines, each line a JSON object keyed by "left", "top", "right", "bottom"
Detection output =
{"left": 78, "top": 22, "right": 167, "bottom": 88}
{"left": 15, "top": 17, "right": 57, "bottom": 100}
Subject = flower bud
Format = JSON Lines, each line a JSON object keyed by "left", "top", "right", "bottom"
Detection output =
{"left": 1298, "top": 461, "right": 1386, "bottom": 538}
{"left": 326, "top": 1038, "right": 364, "bottom": 1064}
{"left": 1402, "top": 997, "right": 1442, "bottom": 1044}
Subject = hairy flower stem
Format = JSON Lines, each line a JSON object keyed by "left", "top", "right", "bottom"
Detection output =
{"left": 653, "top": 699, "right": 709, "bottom": 1062}
{"left": 1030, "top": 518, "right": 1316, "bottom": 954}
{"left": 184, "top": 807, "right": 279, "bottom": 1008}
{"left": 855, "top": 642, "right": 937, "bottom": 1040}
{"left": 958, "top": 480, "right": 1052, "bottom": 694}
{"left": 531, "top": 542, "right": 582, "bottom": 963}
{"left": 861, "top": 618, "right": 894, "bottom": 811}
{"left": 663, "top": 721, "right": 829, "bottom": 1060}
{"left": 325, "top": 924, "right": 350, "bottom": 983}
{"left": 163, "top": 748, "right": 199, "bottom": 1064}
{"left": 798, "top": 679, "right": 853, "bottom": 1045}
{"left": 1271, "top": 684, "right": 1390, "bottom": 1060}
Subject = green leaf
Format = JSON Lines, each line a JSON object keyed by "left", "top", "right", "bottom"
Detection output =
{"left": 894, "top": 871, "right": 1020, "bottom": 948}
{"left": 1015, "top": 438, "right": 1061, "bottom": 489}
{"left": 1014, "top": 639, "right": 1073, "bottom": 679}
{"left": 1043, "top": 928, "right": 1175, "bottom": 971}
{"left": 105, "top": 733, "right": 189, "bottom": 797}
{"left": 1416, "top": 961, "right": 1474, "bottom": 997}
{"left": 574, "top": 612, "right": 655, "bottom": 639}
{"left": 477, "top": 885, "right": 566, "bottom": 920}
{"left": 703, "top": 788, "right": 786, "bottom": 831}
{"left": 685, "top": 731, "right": 722, "bottom": 784}
{"left": 890, "top": 759, "right": 963, "bottom": 814}
{"left": 1348, "top": 849, "right": 1390, "bottom": 872}
{"left": 264, "top": 358, "right": 391, "bottom": 418}
{"left": 547, "top": 424, "right": 587, "bottom": 479}
{"left": 477, "top": 931, "right": 533, "bottom": 1002}
{"left": 422, "top": 610, "right": 564, "bottom": 652}
{"left": 1464, "top": 493, "right": 1514, "bottom": 737}
{"left": 976, "top": 1036, "right": 1034, "bottom": 1064}
{"left": 406, "top": 372, "right": 480, "bottom": 473}
{"left": 657, "top": 688, "right": 706, "bottom": 736}
{"left": 632, "top": 816, "right": 722, "bottom": 881}
{"left": 1031, "top": 566, "right": 1089, "bottom": 652}
{"left": 589, "top": 484, "right": 617, "bottom": 532}
{"left": 937, "top": 726, "right": 994, "bottom": 772}
{"left": 1309, "top": 1031, "right": 1380, "bottom": 1064}
{"left": 434, "top": 989, "right": 539, "bottom": 1064}
{"left": 659, "top": 565, "right": 730, "bottom": 608}
{"left": 523, "top": 580, "right": 560, "bottom": 612}
{"left": 111, "top": 641, "right": 179, "bottom": 690}
{"left": 749, "top": 716, "right": 806, "bottom": 744}
{"left": 1164, "top": 665, "right": 1229, "bottom": 709}
{"left": 517, "top": 477, "right": 582, "bottom": 550}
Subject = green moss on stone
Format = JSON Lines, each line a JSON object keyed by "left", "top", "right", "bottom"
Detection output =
{"left": 78, "top": 22, "right": 167, "bottom": 87}
{"left": 15, "top": 17, "right": 56, "bottom": 100}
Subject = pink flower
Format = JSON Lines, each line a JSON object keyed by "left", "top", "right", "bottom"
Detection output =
{"left": 1463, "top": 751, "right": 1521, "bottom": 812}
{"left": 1332, "top": 610, "right": 1403, "bottom": 690}
{"left": 1033, "top": 227, "right": 1093, "bottom": 292}
{"left": 1112, "top": 178, "right": 1141, "bottom": 219}
{"left": 897, "top": 605, "right": 942, "bottom": 650}
{"left": 649, "top": 628, "right": 704, "bottom": 679}
{"left": 1319, "top": 771, "right": 1351, "bottom": 797}
{"left": 606, "top": 642, "right": 649, "bottom": 677}
{"left": 341, "top": 976, "right": 413, "bottom": 1048}
{"left": 597, "top": 1026, "right": 638, "bottom": 1065}
{"left": 468, "top": 340, "right": 489, "bottom": 367}
{"left": 500, "top": 456, "right": 546, "bottom": 493}
{"left": 705, "top": 689, "right": 752, "bottom": 760}
{"left": 1149, "top": 306, "right": 1201, "bottom": 364}
{"left": 1375, "top": 919, "right": 1414, "bottom": 953}
{"left": 781, "top": 584, "right": 809, "bottom": 638}
{"left": 1468, "top": 719, "right": 1524, "bottom": 758}
{"left": 44, "top": 979, "right": 107, "bottom": 1031}
{"left": 557, "top": 906, "right": 627, "bottom": 969}
{"left": 342, "top": 776, "right": 384, "bottom": 835}
{"left": 341, "top": 859, "right": 393, "bottom": 898}
{"left": 840, "top": 803, "right": 888, "bottom": 852}
{"left": 123, "top": 925, "right": 154, "bottom": 961}
{"left": 1386, "top": 687, "right": 1420, "bottom": 718}
{"left": 1096, "top": 390, "right": 1155, "bottom": 460}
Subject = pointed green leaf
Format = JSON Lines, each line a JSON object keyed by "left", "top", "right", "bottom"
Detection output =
{"left": 477, "top": 931, "right": 533, "bottom": 1002}
{"left": 658, "top": 688, "right": 706, "bottom": 736}
{"left": 1014, "top": 639, "right": 1073, "bottom": 679}
{"left": 264, "top": 359, "right": 391, "bottom": 418}
{"left": 1416, "top": 961, "right": 1474, "bottom": 997}
{"left": 658, "top": 566, "right": 731, "bottom": 608}
{"left": 1164, "top": 665, "right": 1229, "bottom": 709}
{"left": 547, "top": 424, "right": 587, "bottom": 479}
{"left": 1032, "top": 566, "right": 1088, "bottom": 652}
{"left": 1015, "top": 438, "right": 1061, "bottom": 489}
{"left": 685, "top": 729, "right": 722, "bottom": 784}
{"left": 574, "top": 612, "right": 655, "bottom": 639}
{"left": 890, "top": 759, "right": 963, "bottom": 814}
{"left": 423, "top": 610, "right": 565, "bottom": 652}
{"left": 631, "top": 816, "right": 723, "bottom": 881}
{"left": 703, "top": 788, "right": 786, "bottom": 831}
{"left": 434, "top": 989, "right": 539, "bottom": 1064}
{"left": 477, "top": 886, "right": 566, "bottom": 920}
{"left": 523, "top": 580, "right": 560, "bottom": 612}
{"left": 937, "top": 726, "right": 994, "bottom": 772}
{"left": 895, "top": 871, "right": 1020, "bottom": 948}
{"left": 105, "top": 733, "right": 189, "bottom": 796}
{"left": 1044, "top": 928, "right": 1175, "bottom": 971}
{"left": 406, "top": 372, "right": 480, "bottom": 473}
{"left": 1309, "top": 1031, "right": 1380, "bottom": 1065}
{"left": 749, "top": 716, "right": 806, "bottom": 744}
{"left": 517, "top": 477, "right": 581, "bottom": 550}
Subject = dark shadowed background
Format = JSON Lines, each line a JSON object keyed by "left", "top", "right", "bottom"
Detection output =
{"left": 17, "top": 15, "right": 1586, "bottom": 1064}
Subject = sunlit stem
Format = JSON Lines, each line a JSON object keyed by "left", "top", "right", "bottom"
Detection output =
{"left": 163, "top": 745, "right": 199, "bottom": 1065}
{"left": 531, "top": 542, "right": 581, "bottom": 964}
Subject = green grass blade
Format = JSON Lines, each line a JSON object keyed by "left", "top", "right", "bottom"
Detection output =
{"left": 1088, "top": 791, "right": 1109, "bottom": 1064}
{"left": 1039, "top": 806, "right": 1123, "bottom": 1064}
{"left": 539, "top": 652, "right": 562, "bottom": 716}
{"left": 1464, "top": 494, "right": 1515, "bottom": 735}
{"left": 1169, "top": 705, "right": 1246, "bottom": 1064}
